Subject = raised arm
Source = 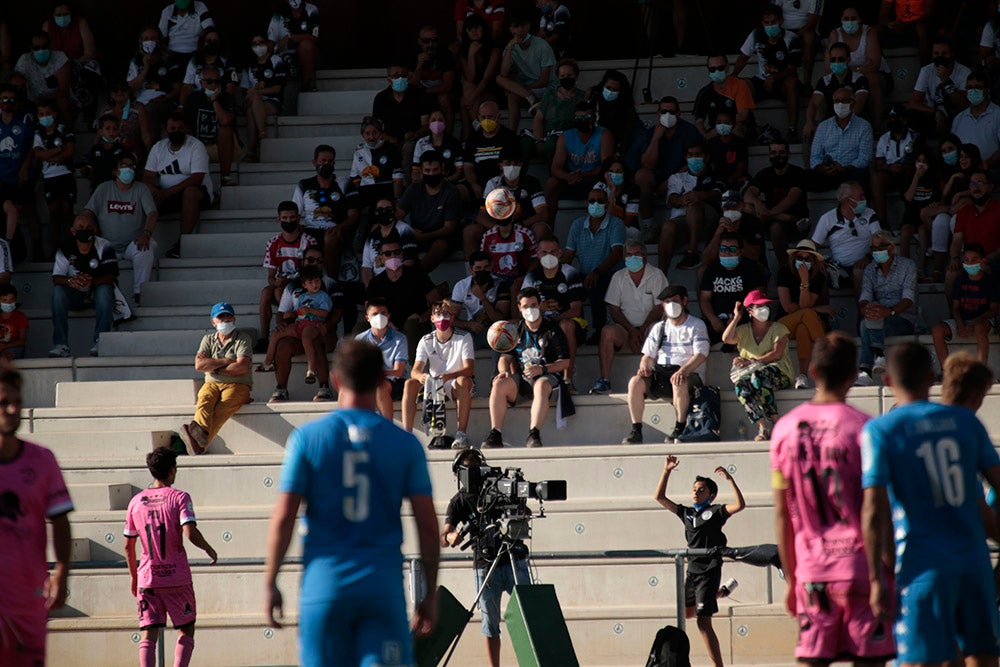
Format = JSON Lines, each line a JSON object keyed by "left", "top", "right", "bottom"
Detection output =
{"left": 653, "top": 455, "right": 680, "bottom": 513}
{"left": 716, "top": 466, "right": 745, "bottom": 515}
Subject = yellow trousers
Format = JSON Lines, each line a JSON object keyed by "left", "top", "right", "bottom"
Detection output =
{"left": 193, "top": 382, "right": 251, "bottom": 443}
{"left": 779, "top": 308, "right": 827, "bottom": 366}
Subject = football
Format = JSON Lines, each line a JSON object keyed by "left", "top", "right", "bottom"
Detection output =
{"left": 484, "top": 187, "right": 517, "bottom": 220}
{"left": 487, "top": 320, "right": 519, "bottom": 353}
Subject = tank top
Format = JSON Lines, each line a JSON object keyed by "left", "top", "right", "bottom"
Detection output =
{"left": 564, "top": 126, "right": 605, "bottom": 172}
{"left": 835, "top": 25, "right": 891, "bottom": 74}
{"left": 47, "top": 17, "right": 84, "bottom": 61}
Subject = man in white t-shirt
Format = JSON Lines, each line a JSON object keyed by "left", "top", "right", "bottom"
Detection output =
{"left": 159, "top": 0, "right": 214, "bottom": 59}
{"left": 452, "top": 250, "right": 511, "bottom": 349}
{"left": 622, "top": 285, "right": 710, "bottom": 445}
{"left": 142, "top": 113, "right": 213, "bottom": 258}
{"left": 909, "top": 36, "right": 970, "bottom": 135}
{"left": 811, "top": 181, "right": 881, "bottom": 293}
{"left": 402, "top": 299, "right": 475, "bottom": 450}
{"left": 591, "top": 240, "right": 668, "bottom": 395}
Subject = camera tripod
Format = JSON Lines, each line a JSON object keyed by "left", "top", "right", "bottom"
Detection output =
{"left": 440, "top": 538, "right": 529, "bottom": 667}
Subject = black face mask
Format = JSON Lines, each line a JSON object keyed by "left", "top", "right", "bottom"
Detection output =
{"left": 769, "top": 155, "right": 788, "bottom": 169}
{"left": 422, "top": 173, "right": 444, "bottom": 187}
{"left": 316, "top": 163, "right": 334, "bottom": 179}
{"left": 168, "top": 131, "right": 186, "bottom": 146}
{"left": 473, "top": 270, "right": 492, "bottom": 286}
{"left": 573, "top": 119, "right": 594, "bottom": 134}
{"left": 933, "top": 56, "right": 952, "bottom": 68}
{"left": 280, "top": 220, "right": 298, "bottom": 233}
{"left": 74, "top": 229, "right": 94, "bottom": 243}
{"left": 374, "top": 207, "right": 395, "bottom": 225}
{"left": 203, "top": 43, "right": 219, "bottom": 56}
{"left": 559, "top": 76, "right": 577, "bottom": 91}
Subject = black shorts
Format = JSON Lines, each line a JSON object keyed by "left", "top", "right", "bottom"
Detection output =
{"left": 646, "top": 364, "right": 702, "bottom": 400}
{"left": 0, "top": 181, "right": 34, "bottom": 206}
{"left": 158, "top": 185, "right": 211, "bottom": 215}
{"left": 43, "top": 172, "right": 77, "bottom": 204}
{"left": 388, "top": 377, "right": 405, "bottom": 400}
{"left": 685, "top": 567, "right": 722, "bottom": 616}
{"left": 516, "top": 372, "right": 560, "bottom": 400}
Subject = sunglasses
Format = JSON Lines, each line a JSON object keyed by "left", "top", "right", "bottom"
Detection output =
{"left": 31, "top": 45, "right": 48, "bottom": 51}
{"left": 830, "top": 56, "right": 848, "bottom": 63}
{"left": 0, "top": 97, "right": 14, "bottom": 104}
{"left": 707, "top": 65, "right": 726, "bottom": 73}
{"left": 658, "top": 108, "right": 677, "bottom": 115}
{"left": 871, "top": 245, "right": 891, "bottom": 251}
{"left": 586, "top": 199, "right": 605, "bottom": 204}
{"left": 202, "top": 78, "right": 220, "bottom": 84}
{"left": 381, "top": 249, "right": 403, "bottom": 257}
{"left": 719, "top": 245, "right": 740, "bottom": 254}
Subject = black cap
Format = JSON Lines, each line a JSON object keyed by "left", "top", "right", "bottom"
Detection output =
{"left": 657, "top": 285, "right": 688, "bottom": 300}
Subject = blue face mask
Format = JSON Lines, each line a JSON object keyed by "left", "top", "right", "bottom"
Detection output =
{"left": 687, "top": 157, "right": 705, "bottom": 173}
{"left": 708, "top": 69, "right": 727, "bottom": 84}
{"left": 693, "top": 499, "right": 713, "bottom": 512}
{"left": 625, "top": 255, "right": 644, "bottom": 273}
{"left": 964, "top": 262, "right": 983, "bottom": 276}
{"left": 33, "top": 49, "right": 51, "bottom": 64}
{"left": 872, "top": 249, "right": 890, "bottom": 264}
{"left": 602, "top": 87, "right": 619, "bottom": 102}
{"left": 391, "top": 77, "right": 408, "bottom": 93}
{"left": 588, "top": 202, "right": 606, "bottom": 218}
{"left": 38, "top": 115, "right": 55, "bottom": 128}
{"left": 853, "top": 199, "right": 868, "bottom": 215}
{"left": 715, "top": 123, "right": 733, "bottom": 136}
{"left": 841, "top": 19, "right": 860, "bottom": 34}
{"left": 540, "top": 3, "right": 552, "bottom": 12}
{"left": 366, "top": 138, "right": 384, "bottom": 150}
{"left": 794, "top": 259, "right": 812, "bottom": 271}
{"left": 763, "top": 24, "right": 781, "bottom": 38}
{"left": 54, "top": 14, "right": 71, "bottom": 28}
{"left": 609, "top": 172, "right": 624, "bottom": 186}
{"left": 118, "top": 167, "right": 135, "bottom": 185}
{"left": 968, "top": 89, "right": 986, "bottom": 106}
{"left": 942, "top": 150, "right": 959, "bottom": 166}
{"left": 720, "top": 256, "right": 740, "bottom": 269}
{"left": 830, "top": 62, "right": 848, "bottom": 77}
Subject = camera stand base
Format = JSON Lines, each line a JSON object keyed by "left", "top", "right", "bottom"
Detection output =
{"left": 413, "top": 586, "right": 470, "bottom": 667}
{"left": 505, "top": 584, "right": 579, "bottom": 666}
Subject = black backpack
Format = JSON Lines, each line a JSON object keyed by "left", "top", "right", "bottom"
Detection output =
{"left": 646, "top": 625, "right": 691, "bottom": 667}
{"left": 677, "top": 384, "right": 721, "bottom": 443}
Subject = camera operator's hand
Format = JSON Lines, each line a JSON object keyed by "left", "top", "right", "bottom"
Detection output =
{"left": 442, "top": 530, "right": 461, "bottom": 547}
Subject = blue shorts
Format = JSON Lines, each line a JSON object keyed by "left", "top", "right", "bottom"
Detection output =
{"left": 474, "top": 558, "right": 531, "bottom": 637}
{"left": 895, "top": 567, "right": 1000, "bottom": 663}
{"left": 298, "top": 591, "right": 412, "bottom": 667}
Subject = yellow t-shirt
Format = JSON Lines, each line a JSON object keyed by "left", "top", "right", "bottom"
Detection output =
{"left": 735, "top": 322, "right": 793, "bottom": 383}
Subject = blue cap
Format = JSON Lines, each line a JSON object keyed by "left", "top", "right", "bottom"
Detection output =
{"left": 211, "top": 302, "right": 235, "bottom": 318}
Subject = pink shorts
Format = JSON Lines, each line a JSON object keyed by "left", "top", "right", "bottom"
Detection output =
{"left": 137, "top": 584, "right": 197, "bottom": 630}
{"left": 293, "top": 320, "right": 323, "bottom": 336}
{"left": 0, "top": 608, "right": 47, "bottom": 667}
{"left": 794, "top": 580, "right": 895, "bottom": 662}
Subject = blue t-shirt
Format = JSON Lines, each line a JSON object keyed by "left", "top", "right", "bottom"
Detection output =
{"left": 0, "top": 113, "right": 35, "bottom": 184}
{"left": 862, "top": 401, "right": 999, "bottom": 582}
{"left": 294, "top": 289, "right": 334, "bottom": 322}
{"left": 356, "top": 327, "right": 409, "bottom": 372}
{"left": 279, "top": 408, "right": 432, "bottom": 602}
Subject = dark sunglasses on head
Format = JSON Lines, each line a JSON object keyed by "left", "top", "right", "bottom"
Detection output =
{"left": 719, "top": 245, "right": 740, "bottom": 254}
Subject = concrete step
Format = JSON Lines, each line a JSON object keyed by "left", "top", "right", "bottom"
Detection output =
{"left": 140, "top": 279, "right": 263, "bottom": 307}
{"left": 259, "top": 135, "right": 359, "bottom": 164}
{"left": 56, "top": 379, "right": 199, "bottom": 408}
{"left": 23, "top": 429, "right": 171, "bottom": 459}
{"left": 297, "top": 89, "right": 377, "bottom": 116}
{"left": 96, "top": 329, "right": 259, "bottom": 357}
{"left": 180, "top": 231, "right": 276, "bottom": 257}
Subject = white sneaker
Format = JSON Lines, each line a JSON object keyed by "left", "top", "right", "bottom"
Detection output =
{"left": 794, "top": 373, "right": 809, "bottom": 389}
{"left": 854, "top": 371, "right": 875, "bottom": 387}
{"left": 872, "top": 356, "right": 887, "bottom": 374}
{"left": 451, "top": 431, "right": 470, "bottom": 450}
{"left": 89, "top": 344, "right": 99, "bottom": 357}
{"left": 48, "top": 344, "right": 71, "bottom": 358}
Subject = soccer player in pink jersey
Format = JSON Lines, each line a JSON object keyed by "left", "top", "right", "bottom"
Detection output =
{"left": 124, "top": 447, "right": 217, "bottom": 667}
{"left": 0, "top": 367, "right": 73, "bottom": 667}
{"left": 771, "top": 332, "right": 895, "bottom": 666}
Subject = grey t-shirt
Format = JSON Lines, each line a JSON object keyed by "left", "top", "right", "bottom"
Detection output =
{"left": 84, "top": 181, "right": 157, "bottom": 251}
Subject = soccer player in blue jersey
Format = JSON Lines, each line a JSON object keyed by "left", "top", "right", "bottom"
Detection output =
{"left": 862, "top": 342, "right": 1000, "bottom": 667}
{"left": 264, "top": 338, "right": 440, "bottom": 666}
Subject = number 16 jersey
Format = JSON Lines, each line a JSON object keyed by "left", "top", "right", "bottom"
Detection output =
{"left": 771, "top": 402, "right": 871, "bottom": 583}
{"left": 124, "top": 487, "right": 198, "bottom": 588}
{"left": 862, "top": 401, "right": 1000, "bottom": 582}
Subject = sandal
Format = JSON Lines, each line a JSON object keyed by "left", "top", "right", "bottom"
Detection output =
{"left": 269, "top": 386, "right": 289, "bottom": 403}
{"left": 305, "top": 370, "right": 317, "bottom": 384}
{"left": 255, "top": 362, "right": 275, "bottom": 372}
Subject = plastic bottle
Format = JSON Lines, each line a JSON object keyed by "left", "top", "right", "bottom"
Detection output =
{"left": 719, "top": 578, "right": 739, "bottom": 597}
{"left": 737, "top": 420, "right": 748, "bottom": 441}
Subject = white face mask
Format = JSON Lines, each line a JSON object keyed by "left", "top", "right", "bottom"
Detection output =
{"left": 664, "top": 301, "right": 683, "bottom": 319}
{"left": 539, "top": 254, "right": 559, "bottom": 270}
{"left": 215, "top": 321, "right": 235, "bottom": 335}
{"left": 751, "top": 306, "right": 770, "bottom": 322}
{"left": 369, "top": 314, "right": 388, "bottom": 330}
{"left": 141, "top": 40, "right": 158, "bottom": 54}
{"left": 722, "top": 209, "right": 742, "bottom": 221}
{"left": 659, "top": 112, "right": 678, "bottom": 129}
{"left": 502, "top": 165, "right": 521, "bottom": 181}
{"left": 522, "top": 306, "right": 541, "bottom": 323}
{"left": 252, "top": 44, "right": 268, "bottom": 58}
{"left": 833, "top": 102, "right": 852, "bottom": 119}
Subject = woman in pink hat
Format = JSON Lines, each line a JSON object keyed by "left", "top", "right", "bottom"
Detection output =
{"left": 722, "top": 289, "right": 793, "bottom": 440}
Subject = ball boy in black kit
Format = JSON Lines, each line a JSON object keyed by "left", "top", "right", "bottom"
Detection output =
{"left": 654, "top": 455, "right": 746, "bottom": 667}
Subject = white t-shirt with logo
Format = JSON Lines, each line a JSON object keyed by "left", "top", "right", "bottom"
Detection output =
{"left": 415, "top": 329, "right": 475, "bottom": 376}
{"left": 641, "top": 314, "right": 710, "bottom": 381}
{"left": 144, "top": 135, "right": 214, "bottom": 202}
{"left": 811, "top": 207, "right": 881, "bottom": 267}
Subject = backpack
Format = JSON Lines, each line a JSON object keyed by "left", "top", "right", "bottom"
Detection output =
{"left": 645, "top": 625, "right": 691, "bottom": 667}
{"left": 677, "top": 384, "right": 721, "bottom": 443}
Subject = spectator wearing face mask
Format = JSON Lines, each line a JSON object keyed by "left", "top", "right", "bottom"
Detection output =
{"left": 931, "top": 242, "right": 999, "bottom": 367}
{"left": 811, "top": 181, "right": 881, "bottom": 294}
{"left": 268, "top": 0, "right": 320, "bottom": 91}
{"left": 496, "top": 10, "right": 556, "bottom": 131}
{"left": 255, "top": 201, "right": 316, "bottom": 352}
{"left": 397, "top": 151, "right": 462, "bottom": 274}
{"left": 126, "top": 27, "right": 182, "bottom": 130}
{"left": 184, "top": 65, "right": 240, "bottom": 186}
{"left": 463, "top": 100, "right": 520, "bottom": 201}
{"left": 452, "top": 250, "right": 513, "bottom": 349}
{"left": 158, "top": 0, "right": 214, "bottom": 62}
{"left": 633, "top": 96, "right": 701, "bottom": 226}
{"left": 42, "top": 3, "right": 100, "bottom": 118}
{"left": 15, "top": 31, "right": 72, "bottom": 124}
{"left": 586, "top": 70, "right": 642, "bottom": 167}
{"left": 526, "top": 58, "right": 584, "bottom": 163}
{"left": 872, "top": 104, "right": 920, "bottom": 224}
{"left": 179, "top": 28, "right": 237, "bottom": 107}
{"left": 354, "top": 298, "right": 409, "bottom": 420}
{"left": 351, "top": 116, "right": 405, "bottom": 207}
{"left": 0, "top": 83, "right": 34, "bottom": 266}
{"left": 99, "top": 83, "right": 153, "bottom": 160}
{"left": 950, "top": 70, "right": 1000, "bottom": 177}
{"left": 373, "top": 61, "right": 428, "bottom": 173}
{"left": 594, "top": 160, "right": 640, "bottom": 235}
{"left": 544, "top": 101, "right": 615, "bottom": 226}
{"left": 702, "top": 190, "right": 767, "bottom": 275}
{"left": 33, "top": 98, "right": 76, "bottom": 255}
{"left": 536, "top": 0, "right": 571, "bottom": 57}
{"left": 909, "top": 36, "right": 969, "bottom": 136}
{"left": 776, "top": 239, "right": 832, "bottom": 389}
{"left": 412, "top": 108, "right": 465, "bottom": 188}
{"left": 704, "top": 109, "right": 748, "bottom": 190}
{"left": 84, "top": 115, "right": 127, "bottom": 190}
{"left": 807, "top": 86, "right": 873, "bottom": 192}
{"left": 693, "top": 54, "right": 755, "bottom": 138}
{"left": 946, "top": 170, "right": 1000, "bottom": 296}
{"left": 361, "top": 198, "right": 418, "bottom": 287}
{"left": 699, "top": 231, "right": 766, "bottom": 347}
{"left": 803, "top": 42, "right": 870, "bottom": 148}
{"left": 241, "top": 35, "right": 288, "bottom": 163}
{"left": 661, "top": 142, "right": 723, "bottom": 273}
{"left": 744, "top": 141, "right": 809, "bottom": 269}
{"left": 466, "top": 147, "right": 548, "bottom": 255}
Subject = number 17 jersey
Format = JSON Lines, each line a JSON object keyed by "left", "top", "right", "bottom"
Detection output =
{"left": 123, "top": 487, "right": 198, "bottom": 588}
{"left": 862, "top": 401, "right": 1000, "bottom": 581}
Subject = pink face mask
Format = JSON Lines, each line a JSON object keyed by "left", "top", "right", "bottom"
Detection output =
{"left": 433, "top": 318, "right": 452, "bottom": 331}
{"left": 384, "top": 257, "right": 403, "bottom": 271}
{"left": 429, "top": 120, "right": 446, "bottom": 135}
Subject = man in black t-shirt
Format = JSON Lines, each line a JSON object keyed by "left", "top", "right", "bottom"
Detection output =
{"left": 372, "top": 61, "right": 428, "bottom": 175}
{"left": 463, "top": 100, "right": 521, "bottom": 200}
{"left": 84, "top": 115, "right": 127, "bottom": 190}
{"left": 699, "top": 232, "right": 766, "bottom": 345}
{"left": 745, "top": 141, "right": 810, "bottom": 269}
{"left": 183, "top": 66, "right": 240, "bottom": 185}
{"left": 705, "top": 110, "right": 749, "bottom": 189}
{"left": 412, "top": 26, "right": 456, "bottom": 128}
{"left": 653, "top": 455, "right": 745, "bottom": 667}
{"left": 483, "top": 287, "right": 573, "bottom": 449}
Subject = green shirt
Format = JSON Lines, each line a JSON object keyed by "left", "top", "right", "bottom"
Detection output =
{"left": 198, "top": 329, "right": 253, "bottom": 386}
{"left": 735, "top": 321, "right": 793, "bottom": 382}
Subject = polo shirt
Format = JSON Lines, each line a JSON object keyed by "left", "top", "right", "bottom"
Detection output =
{"left": 197, "top": 329, "right": 253, "bottom": 386}
{"left": 565, "top": 214, "right": 626, "bottom": 274}
{"left": 604, "top": 265, "right": 669, "bottom": 327}
{"left": 954, "top": 199, "right": 1000, "bottom": 257}
{"left": 812, "top": 207, "right": 881, "bottom": 266}
{"left": 355, "top": 326, "right": 409, "bottom": 371}
{"left": 952, "top": 103, "right": 1000, "bottom": 162}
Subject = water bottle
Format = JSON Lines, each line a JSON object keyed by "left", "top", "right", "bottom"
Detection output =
{"left": 719, "top": 578, "right": 739, "bottom": 597}
{"left": 737, "top": 420, "right": 748, "bottom": 441}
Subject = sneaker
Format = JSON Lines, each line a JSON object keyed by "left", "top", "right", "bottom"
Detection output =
{"left": 452, "top": 431, "right": 470, "bottom": 450}
{"left": 269, "top": 386, "right": 290, "bottom": 402}
{"left": 854, "top": 371, "right": 875, "bottom": 387}
{"left": 589, "top": 377, "right": 611, "bottom": 394}
{"left": 253, "top": 337, "right": 269, "bottom": 354}
{"left": 220, "top": 174, "right": 238, "bottom": 187}
{"left": 189, "top": 422, "right": 209, "bottom": 450}
{"left": 179, "top": 423, "right": 206, "bottom": 455}
{"left": 48, "top": 344, "right": 71, "bottom": 358}
{"left": 89, "top": 344, "right": 99, "bottom": 357}
{"left": 305, "top": 370, "right": 317, "bottom": 385}
{"left": 795, "top": 217, "right": 811, "bottom": 233}
{"left": 665, "top": 425, "right": 684, "bottom": 443}
{"left": 677, "top": 251, "right": 701, "bottom": 270}
{"left": 621, "top": 427, "right": 643, "bottom": 444}
{"left": 166, "top": 243, "right": 181, "bottom": 259}
{"left": 133, "top": 293, "right": 141, "bottom": 307}
{"left": 428, "top": 435, "right": 454, "bottom": 449}
{"left": 794, "top": 373, "right": 809, "bottom": 389}
{"left": 526, "top": 428, "right": 543, "bottom": 448}
{"left": 482, "top": 429, "right": 504, "bottom": 448}
{"left": 565, "top": 379, "right": 578, "bottom": 395}
{"left": 872, "top": 356, "right": 887, "bottom": 374}
{"left": 313, "top": 385, "right": 333, "bottom": 401}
